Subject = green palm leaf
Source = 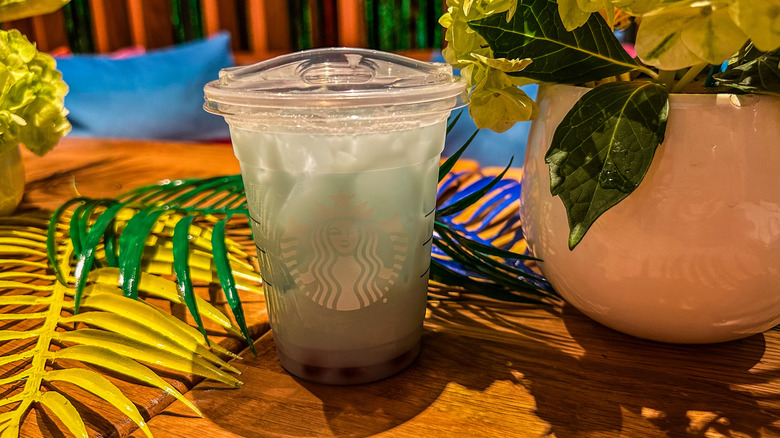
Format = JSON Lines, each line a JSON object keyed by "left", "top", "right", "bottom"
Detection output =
{"left": 47, "top": 199, "right": 262, "bottom": 349}
{"left": 0, "top": 213, "right": 243, "bottom": 437}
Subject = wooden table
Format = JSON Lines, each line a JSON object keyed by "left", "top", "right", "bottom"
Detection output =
{"left": 17, "top": 138, "right": 780, "bottom": 437}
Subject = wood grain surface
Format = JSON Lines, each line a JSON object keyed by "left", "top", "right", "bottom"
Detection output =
{"left": 17, "top": 138, "right": 780, "bottom": 438}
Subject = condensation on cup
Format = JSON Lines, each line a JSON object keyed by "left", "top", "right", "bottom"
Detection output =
{"left": 204, "top": 48, "right": 465, "bottom": 384}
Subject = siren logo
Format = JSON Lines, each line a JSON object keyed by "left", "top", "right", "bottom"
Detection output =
{"left": 281, "top": 191, "right": 409, "bottom": 311}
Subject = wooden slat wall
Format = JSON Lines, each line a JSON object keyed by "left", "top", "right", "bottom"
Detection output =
{"left": 91, "top": 0, "right": 132, "bottom": 52}
{"left": 1, "top": 1, "right": 433, "bottom": 64}
{"left": 336, "top": 0, "right": 365, "bottom": 48}
{"left": 126, "top": 0, "right": 174, "bottom": 49}
{"left": 29, "top": 11, "right": 69, "bottom": 51}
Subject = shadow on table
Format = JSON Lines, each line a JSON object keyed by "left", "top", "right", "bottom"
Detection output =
{"left": 424, "top": 302, "right": 780, "bottom": 438}
{"left": 189, "top": 302, "right": 780, "bottom": 437}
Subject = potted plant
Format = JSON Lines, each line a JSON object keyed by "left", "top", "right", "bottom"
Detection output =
{"left": 439, "top": 0, "right": 780, "bottom": 343}
{"left": 0, "top": 0, "right": 71, "bottom": 215}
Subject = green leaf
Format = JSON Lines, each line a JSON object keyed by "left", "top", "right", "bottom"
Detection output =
{"left": 73, "top": 202, "right": 123, "bottom": 313}
{"left": 611, "top": 0, "right": 663, "bottom": 15}
{"left": 47, "top": 197, "right": 88, "bottom": 285}
{"left": 438, "top": 129, "right": 479, "bottom": 182}
{"left": 437, "top": 157, "right": 513, "bottom": 218}
{"left": 546, "top": 82, "right": 669, "bottom": 249}
{"left": 118, "top": 208, "right": 169, "bottom": 299}
{"left": 469, "top": 0, "right": 640, "bottom": 84}
{"left": 212, "top": 216, "right": 254, "bottom": 354}
{"left": 172, "top": 216, "right": 209, "bottom": 344}
{"left": 714, "top": 49, "right": 780, "bottom": 95}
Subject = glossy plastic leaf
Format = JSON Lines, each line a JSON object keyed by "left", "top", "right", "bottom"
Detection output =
{"left": 714, "top": 49, "right": 780, "bottom": 95}
{"left": 51, "top": 345, "right": 202, "bottom": 416}
{"left": 118, "top": 208, "right": 169, "bottom": 299}
{"left": 0, "top": 216, "right": 243, "bottom": 438}
{"left": 54, "top": 329, "right": 242, "bottom": 387}
{"left": 44, "top": 369, "right": 153, "bottom": 438}
{"left": 432, "top": 167, "right": 556, "bottom": 302}
{"left": 61, "top": 311, "right": 238, "bottom": 373}
{"left": 88, "top": 268, "right": 243, "bottom": 338}
{"left": 172, "top": 216, "right": 209, "bottom": 344}
{"left": 469, "top": 0, "right": 640, "bottom": 83}
{"left": 439, "top": 130, "right": 479, "bottom": 182}
{"left": 212, "top": 216, "right": 255, "bottom": 353}
{"left": 75, "top": 285, "right": 240, "bottom": 360}
{"left": 72, "top": 202, "right": 123, "bottom": 313}
{"left": 437, "top": 158, "right": 513, "bottom": 218}
{"left": 546, "top": 81, "right": 669, "bottom": 249}
{"left": 36, "top": 391, "right": 88, "bottom": 438}
{"left": 47, "top": 197, "right": 88, "bottom": 284}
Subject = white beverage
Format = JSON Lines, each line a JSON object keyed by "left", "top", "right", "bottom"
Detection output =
{"left": 232, "top": 123, "right": 444, "bottom": 383}
{"left": 205, "top": 48, "right": 464, "bottom": 384}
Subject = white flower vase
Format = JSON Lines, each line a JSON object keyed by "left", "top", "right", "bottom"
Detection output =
{"left": 520, "top": 84, "right": 780, "bottom": 343}
{"left": 0, "top": 145, "right": 25, "bottom": 216}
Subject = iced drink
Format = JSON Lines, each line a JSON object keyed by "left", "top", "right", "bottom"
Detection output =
{"left": 204, "top": 48, "right": 464, "bottom": 384}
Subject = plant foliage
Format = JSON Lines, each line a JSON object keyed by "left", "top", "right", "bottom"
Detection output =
{"left": 546, "top": 81, "right": 669, "bottom": 248}
{"left": 0, "top": 29, "right": 70, "bottom": 156}
{"left": 469, "top": 0, "right": 641, "bottom": 84}
{"left": 715, "top": 47, "right": 780, "bottom": 95}
{"left": 441, "top": 0, "right": 780, "bottom": 249}
{"left": 0, "top": 115, "right": 556, "bottom": 437}
{"left": 0, "top": 212, "right": 248, "bottom": 437}
{"left": 47, "top": 175, "right": 261, "bottom": 353}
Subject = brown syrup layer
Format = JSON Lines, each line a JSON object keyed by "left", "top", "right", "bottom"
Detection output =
{"left": 277, "top": 342, "right": 421, "bottom": 385}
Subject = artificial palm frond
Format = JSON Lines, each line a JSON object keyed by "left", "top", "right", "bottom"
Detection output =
{"left": 47, "top": 195, "right": 262, "bottom": 352}
{"left": 0, "top": 116, "right": 559, "bottom": 437}
{"left": 431, "top": 141, "right": 557, "bottom": 304}
{"left": 0, "top": 213, "right": 243, "bottom": 438}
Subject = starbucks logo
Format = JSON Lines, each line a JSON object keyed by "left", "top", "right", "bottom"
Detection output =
{"left": 281, "top": 191, "right": 408, "bottom": 311}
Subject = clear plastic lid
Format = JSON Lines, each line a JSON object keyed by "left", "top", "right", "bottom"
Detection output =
{"left": 203, "top": 47, "right": 466, "bottom": 121}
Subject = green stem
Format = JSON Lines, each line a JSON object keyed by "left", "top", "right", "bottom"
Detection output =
{"left": 658, "top": 69, "right": 676, "bottom": 90}
{"left": 671, "top": 63, "right": 708, "bottom": 93}
{"left": 636, "top": 64, "right": 659, "bottom": 81}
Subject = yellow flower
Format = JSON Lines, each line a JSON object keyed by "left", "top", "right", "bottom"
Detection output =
{"left": 440, "top": 0, "right": 534, "bottom": 133}
{"left": 465, "top": 56, "right": 535, "bottom": 132}
{"left": 469, "top": 84, "right": 535, "bottom": 133}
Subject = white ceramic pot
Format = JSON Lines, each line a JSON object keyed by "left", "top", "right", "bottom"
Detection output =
{"left": 0, "top": 145, "right": 25, "bottom": 216}
{"left": 520, "top": 84, "right": 780, "bottom": 343}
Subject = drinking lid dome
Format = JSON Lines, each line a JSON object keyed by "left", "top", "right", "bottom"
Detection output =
{"left": 203, "top": 47, "right": 466, "bottom": 118}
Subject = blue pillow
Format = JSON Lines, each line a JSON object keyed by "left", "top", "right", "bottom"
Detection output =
{"left": 57, "top": 32, "right": 233, "bottom": 141}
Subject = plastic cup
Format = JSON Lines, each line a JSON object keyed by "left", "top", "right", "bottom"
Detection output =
{"left": 204, "top": 48, "right": 464, "bottom": 384}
